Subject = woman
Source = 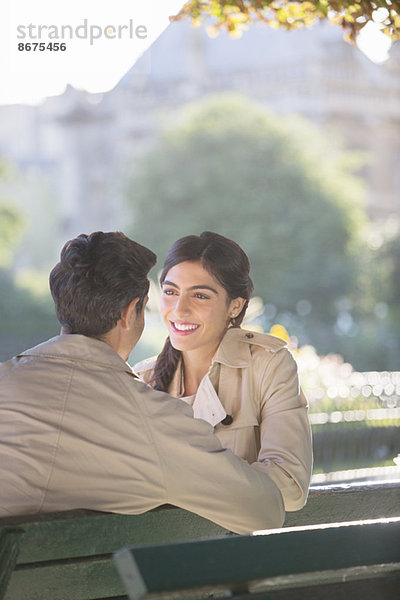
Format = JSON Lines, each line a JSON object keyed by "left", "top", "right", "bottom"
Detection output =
{"left": 134, "top": 232, "right": 312, "bottom": 511}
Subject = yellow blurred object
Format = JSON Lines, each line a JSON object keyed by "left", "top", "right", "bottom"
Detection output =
{"left": 269, "top": 324, "right": 290, "bottom": 342}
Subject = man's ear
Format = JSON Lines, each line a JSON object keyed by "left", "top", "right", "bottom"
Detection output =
{"left": 120, "top": 298, "right": 139, "bottom": 330}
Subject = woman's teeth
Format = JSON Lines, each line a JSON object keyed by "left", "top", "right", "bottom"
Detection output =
{"left": 173, "top": 322, "right": 199, "bottom": 331}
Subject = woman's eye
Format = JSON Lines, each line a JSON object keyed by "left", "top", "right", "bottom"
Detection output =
{"left": 194, "top": 292, "right": 209, "bottom": 300}
{"left": 162, "top": 289, "right": 176, "bottom": 296}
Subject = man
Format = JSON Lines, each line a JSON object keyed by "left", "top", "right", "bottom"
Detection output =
{"left": 0, "top": 231, "right": 284, "bottom": 534}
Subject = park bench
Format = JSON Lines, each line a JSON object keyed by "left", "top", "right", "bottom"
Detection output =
{"left": 1, "top": 481, "right": 400, "bottom": 600}
{"left": 115, "top": 517, "right": 400, "bottom": 600}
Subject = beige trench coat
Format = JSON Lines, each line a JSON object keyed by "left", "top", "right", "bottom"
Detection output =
{"left": 135, "top": 328, "right": 313, "bottom": 511}
{"left": 0, "top": 334, "right": 285, "bottom": 533}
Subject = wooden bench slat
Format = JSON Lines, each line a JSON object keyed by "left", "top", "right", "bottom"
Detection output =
{"left": 248, "top": 562, "right": 400, "bottom": 597}
{"left": 236, "top": 574, "right": 400, "bottom": 600}
{"left": 1, "top": 507, "right": 228, "bottom": 566}
{"left": 114, "top": 518, "right": 400, "bottom": 600}
{"left": 3, "top": 556, "right": 123, "bottom": 600}
{"left": 0, "top": 530, "right": 24, "bottom": 600}
{"left": 284, "top": 481, "right": 400, "bottom": 527}
{"left": 111, "top": 573, "right": 400, "bottom": 600}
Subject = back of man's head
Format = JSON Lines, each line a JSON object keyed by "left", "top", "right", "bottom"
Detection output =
{"left": 49, "top": 231, "right": 156, "bottom": 338}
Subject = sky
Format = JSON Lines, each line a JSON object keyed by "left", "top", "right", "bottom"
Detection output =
{"left": 0, "top": 0, "right": 393, "bottom": 106}
{"left": 0, "top": 0, "right": 186, "bottom": 105}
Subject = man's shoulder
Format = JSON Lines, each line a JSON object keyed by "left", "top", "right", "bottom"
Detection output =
{"left": 17, "top": 336, "right": 63, "bottom": 356}
{"left": 0, "top": 356, "right": 19, "bottom": 377}
{"left": 0, "top": 337, "right": 58, "bottom": 377}
{"left": 19, "top": 335, "right": 132, "bottom": 373}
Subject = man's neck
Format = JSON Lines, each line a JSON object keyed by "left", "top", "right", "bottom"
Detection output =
{"left": 102, "top": 327, "right": 130, "bottom": 362}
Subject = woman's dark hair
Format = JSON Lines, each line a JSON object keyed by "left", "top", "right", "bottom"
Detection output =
{"left": 49, "top": 231, "right": 156, "bottom": 338}
{"left": 153, "top": 231, "right": 253, "bottom": 392}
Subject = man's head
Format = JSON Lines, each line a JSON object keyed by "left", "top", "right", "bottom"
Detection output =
{"left": 49, "top": 232, "right": 156, "bottom": 340}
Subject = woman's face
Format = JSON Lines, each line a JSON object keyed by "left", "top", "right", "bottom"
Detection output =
{"left": 160, "top": 260, "right": 245, "bottom": 356}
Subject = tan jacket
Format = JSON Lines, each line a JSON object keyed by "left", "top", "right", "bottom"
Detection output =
{"left": 0, "top": 334, "right": 284, "bottom": 534}
{"left": 135, "top": 328, "right": 313, "bottom": 511}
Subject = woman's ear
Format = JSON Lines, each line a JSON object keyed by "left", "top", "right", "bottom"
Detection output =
{"left": 229, "top": 297, "right": 246, "bottom": 319}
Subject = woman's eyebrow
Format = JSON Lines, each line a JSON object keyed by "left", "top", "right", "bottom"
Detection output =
{"left": 162, "top": 280, "right": 179, "bottom": 288}
{"left": 162, "top": 280, "right": 218, "bottom": 294}
{"left": 190, "top": 285, "right": 218, "bottom": 294}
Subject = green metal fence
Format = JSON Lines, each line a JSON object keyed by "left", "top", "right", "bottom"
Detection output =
{"left": 311, "top": 407, "right": 400, "bottom": 474}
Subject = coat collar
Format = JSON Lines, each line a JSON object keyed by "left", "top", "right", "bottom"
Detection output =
{"left": 212, "top": 327, "right": 254, "bottom": 368}
{"left": 169, "top": 357, "right": 227, "bottom": 427}
{"left": 168, "top": 327, "right": 253, "bottom": 396}
{"left": 170, "top": 328, "right": 287, "bottom": 388}
{"left": 18, "top": 334, "right": 135, "bottom": 375}
{"left": 167, "top": 328, "right": 287, "bottom": 428}
{"left": 213, "top": 327, "right": 287, "bottom": 369}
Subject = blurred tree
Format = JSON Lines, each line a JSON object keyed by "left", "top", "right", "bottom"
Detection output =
{"left": 321, "top": 219, "right": 400, "bottom": 370}
{"left": 0, "top": 159, "right": 58, "bottom": 361}
{"left": 374, "top": 228, "right": 400, "bottom": 368}
{"left": 0, "top": 269, "right": 58, "bottom": 361}
{"left": 384, "top": 232, "right": 400, "bottom": 308}
{"left": 0, "top": 161, "right": 24, "bottom": 267}
{"left": 126, "top": 94, "right": 366, "bottom": 345}
{"left": 173, "top": 0, "right": 400, "bottom": 43}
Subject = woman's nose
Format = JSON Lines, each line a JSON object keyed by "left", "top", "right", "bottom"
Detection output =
{"left": 174, "top": 294, "right": 191, "bottom": 316}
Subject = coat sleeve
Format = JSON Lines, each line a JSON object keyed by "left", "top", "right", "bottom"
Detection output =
{"left": 251, "top": 347, "right": 313, "bottom": 511}
{"left": 133, "top": 380, "right": 285, "bottom": 535}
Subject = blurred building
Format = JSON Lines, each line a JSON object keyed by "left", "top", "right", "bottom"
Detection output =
{"left": 0, "top": 20, "right": 399, "bottom": 265}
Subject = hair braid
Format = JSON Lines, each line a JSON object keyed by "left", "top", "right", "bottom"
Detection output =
{"left": 153, "top": 337, "right": 181, "bottom": 392}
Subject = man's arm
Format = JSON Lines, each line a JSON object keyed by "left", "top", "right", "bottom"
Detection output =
{"left": 133, "top": 380, "right": 285, "bottom": 535}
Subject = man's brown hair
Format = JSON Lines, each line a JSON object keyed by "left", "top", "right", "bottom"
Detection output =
{"left": 49, "top": 231, "right": 156, "bottom": 337}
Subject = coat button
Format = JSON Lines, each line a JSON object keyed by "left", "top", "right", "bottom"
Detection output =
{"left": 221, "top": 414, "right": 233, "bottom": 426}
{"left": 245, "top": 333, "right": 254, "bottom": 339}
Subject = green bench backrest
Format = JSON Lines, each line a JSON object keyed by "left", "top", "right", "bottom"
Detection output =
{"left": 0, "top": 508, "right": 227, "bottom": 600}
{"left": 1, "top": 482, "right": 400, "bottom": 600}
{"left": 115, "top": 518, "right": 400, "bottom": 600}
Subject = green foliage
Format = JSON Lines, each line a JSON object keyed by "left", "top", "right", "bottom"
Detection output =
{"left": 332, "top": 219, "right": 400, "bottom": 371}
{"left": 0, "top": 269, "right": 58, "bottom": 361}
{"left": 173, "top": 0, "right": 400, "bottom": 42}
{"left": 126, "top": 94, "right": 366, "bottom": 331}
{"left": 0, "top": 205, "right": 24, "bottom": 267}
{"left": 381, "top": 229, "right": 400, "bottom": 307}
{"left": 0, "top": 157, "right": 62, "bottom": 361}
{"left": 0, "top": 161, "right": 25, "bottom": 267}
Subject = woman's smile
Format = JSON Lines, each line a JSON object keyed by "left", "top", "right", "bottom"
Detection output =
{"left": 170, "top": 321, "right": 200, "bottom": 334}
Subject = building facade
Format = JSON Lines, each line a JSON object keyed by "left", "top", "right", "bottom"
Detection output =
{"left": 0, "top": 20, "right": 399, "bottom": 266}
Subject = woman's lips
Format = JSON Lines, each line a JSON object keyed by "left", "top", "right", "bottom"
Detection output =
{"left": 170, "top": 321, "right": 200, "bottom": 335}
